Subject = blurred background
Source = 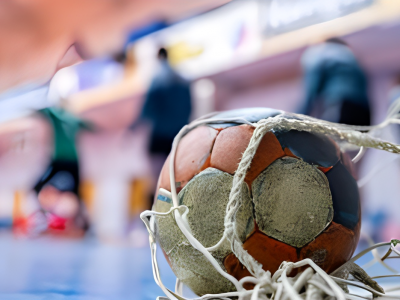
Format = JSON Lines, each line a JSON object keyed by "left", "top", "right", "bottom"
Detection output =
{"left": 0, "top": 0, "right": 400, "bottom": 299}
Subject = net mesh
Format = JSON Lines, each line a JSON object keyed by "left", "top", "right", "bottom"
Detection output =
{"left": 141, "top": 110, "right": 400, "bottom": 300}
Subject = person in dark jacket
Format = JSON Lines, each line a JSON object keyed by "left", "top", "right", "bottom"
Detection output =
{"left": 299, "top": 38, "right": 371, "bottom": 126}
{"left": 141, "top": 48, "right": 192, "bottom": 205}
{"left": 142, "top": 48, "right": 192, "bottom": 156}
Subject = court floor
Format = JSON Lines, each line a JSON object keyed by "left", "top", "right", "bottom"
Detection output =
{"left": 1, "top": 230, "right": 399, "bottom": 300}
{"left": 0, "top": 231, "right": 176, "bottom": 300}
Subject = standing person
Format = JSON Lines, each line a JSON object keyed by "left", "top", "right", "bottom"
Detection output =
{"left": 34, "top": 107, "right": 93, "bottom": 236}
{"left": 142, "top": 48, "right": 192, "bottom": 199}
{"left": 299, "top": 38, "right": 371, "bottom": 126}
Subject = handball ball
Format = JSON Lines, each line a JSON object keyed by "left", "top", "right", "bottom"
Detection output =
{"left": 153, "top": 108, "right": 360, "bottom": 296}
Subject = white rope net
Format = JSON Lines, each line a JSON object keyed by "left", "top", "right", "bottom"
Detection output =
{"left": 141, "top": 109, "right": 400, "bottom": 300}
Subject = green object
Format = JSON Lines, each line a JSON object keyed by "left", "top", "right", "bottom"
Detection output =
{"left": 40, "top": 107, "right": 93, "bottom": 162}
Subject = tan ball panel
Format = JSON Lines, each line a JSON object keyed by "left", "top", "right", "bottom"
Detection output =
{"left": 154, "top": 168, "right": 254, "bottom": 296}
{"left": 179, "top": 168, "right": 254, "bottom": 256}
{"left": 252, "top": 157, "right": 333, "bottom": 248}
{"left": 154, "top": 207, "right": 236, "bottom": 296}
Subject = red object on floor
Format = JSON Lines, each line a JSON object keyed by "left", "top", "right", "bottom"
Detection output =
{"left": 48, "top": 214, "right": 67, "bottom": 230}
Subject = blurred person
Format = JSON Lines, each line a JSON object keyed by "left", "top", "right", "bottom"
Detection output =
{"left": 37, "top": 173, "right": 85, "bottom": 237}
{"left": 0, "top": 0, "right": 230, "bottom": 93}
{"left": 389, "top": 75, "right": 400, "bottom": 104}
{"left": 387, "top": 75, "right": 400, "bottom": 144}
{"left": 141, "top": 48, "right": 192, "bottom": 203}
{"left": 299, "top": 38, "right": 371, "bottom": 126}
{"left": 33, "top": 106, "right": 94, "bottom": 236}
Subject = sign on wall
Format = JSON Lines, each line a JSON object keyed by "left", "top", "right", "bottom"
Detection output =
{"left": 262, "top": 0, "right": 374, "bottom": 36}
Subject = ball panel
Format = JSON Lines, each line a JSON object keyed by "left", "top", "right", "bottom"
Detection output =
{"left": 244, "top": 132, "right": 285, "bottom": 185}
{"left": 325, "top": 162, "right": 360, "bottom": 230}
{"left": 155, "top": 207, "right": 185, "bottom": 256}
{"left": 210, "top": 125, "right": 285, "bottom": 186}
{"left": 352, "top": 214, "right": 361, "bottom": 252}
{"left": 223, "top": 222, "right": 358, "bottom": 279}
{"left": 155, "top": 168, "right": 255, "bottom": 296}
{"left": 299, "top": 221, "right": 358, "bottom": 273}
{"left": 224, "top": 226, "right": 298, "bottom": 279}
{"left": 157, "top": 126, "right": 218, "bottom": 194}
{"left": 318, "top": 166, "right": 333, "bottom": 173}
{"left": 155, "top": 207, "right": 235, "bottom": 296}
{"left": 252, "top": 157, "right": 333, "bottom": 248}
{"left": 210, "top": 124, "right": 254, "bottom": 174}
{"left": 283, "top": 147, "right": 297, "bottom": 158}
{"left": 274, "top": 130, "right": 340, "bottom": 167}
{"left": 170, "top": 244, "right": 236, "bottom": 296}
{"left": 340, "top": 151, "right": 357, "bottom": 178}
{"left": 153, "top": 190, "right": 173, "bottom": 213}
{"left": 179, "top": 168, "right": 254, "bottom": 250}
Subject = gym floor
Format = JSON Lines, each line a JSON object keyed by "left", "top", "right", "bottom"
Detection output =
{"left": 0, "top": 230, "right": 399, "bottom": 299}
{"left": 0, "top": 231, "right": 176, "bottom": 300}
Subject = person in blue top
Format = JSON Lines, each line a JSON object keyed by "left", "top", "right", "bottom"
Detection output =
{"left": 299, "top": 38, "right": 371, "bottom": 126}
{"left": 142, "top": 48, "right": 192, "bottom": 156}
{"left": 140, "top": 48, "right": 192, "bottom": 206}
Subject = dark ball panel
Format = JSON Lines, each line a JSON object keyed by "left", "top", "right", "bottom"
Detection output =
{"left": 325, "top": 162, "right": 360, "bottom": 230}
{"left": 274, "top": 130, "right": 340, "bottom": 167}
{"left": 340, "top": 151, "right": 357, "bottom": 178}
